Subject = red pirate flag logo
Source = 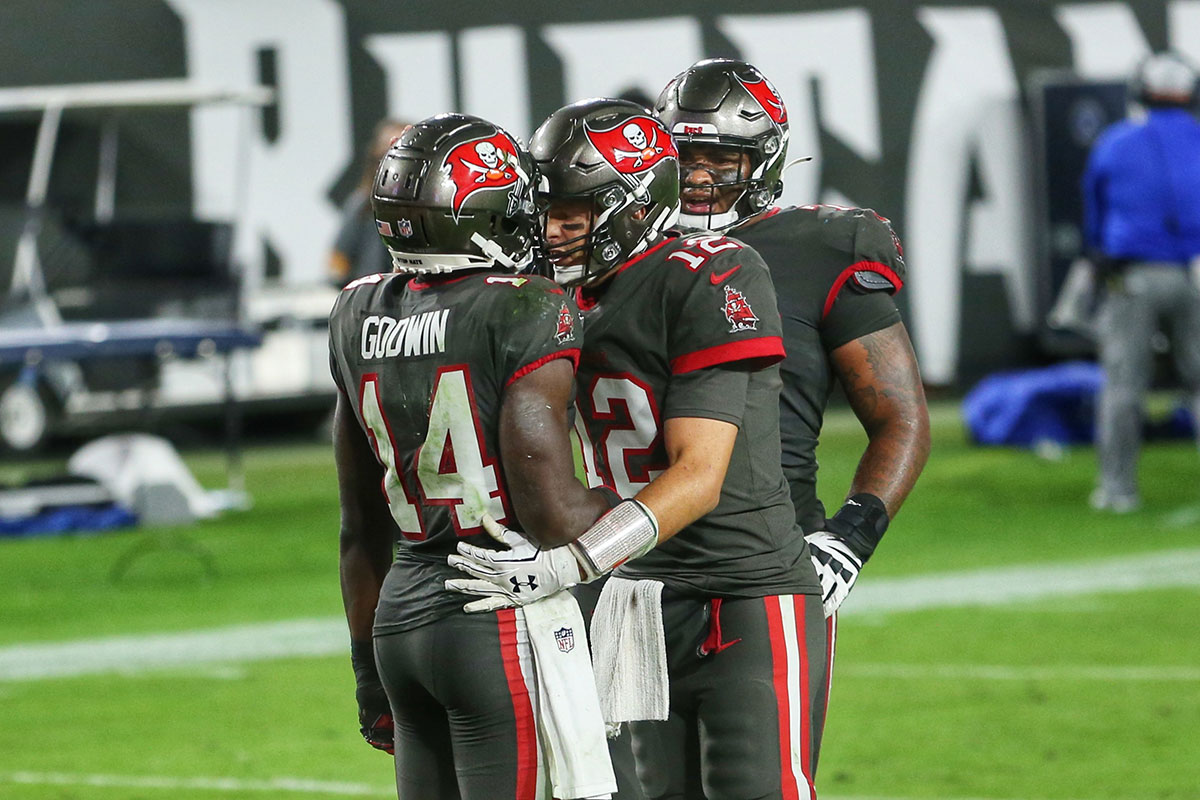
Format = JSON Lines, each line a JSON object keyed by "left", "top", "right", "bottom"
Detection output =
{"left": 723, "top": 284, "right": 759, "bottom": 332}
{"left": 442, "top": 132, "right": 523, "bottom": 219}
{"left": 584, "top": 115, "right": 678, "bottom": 175}
{"left": 554, "top": 302, "right": 576, "bottom": 345}
{"left": 735, "top": 73, "right": 788, "bottom": 124}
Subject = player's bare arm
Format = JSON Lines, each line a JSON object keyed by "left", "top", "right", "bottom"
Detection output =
{"left": 447, "top": 412, "right": 740, "bottom": 608}
{"left": 334, "top": 391, "right": 396, "bottom": 640}
{"left": 830, "top": 321, "right": 930, "bottom": 517}
{"left": 332, "top": 390, "right": 399, "bottom": 753}
{"left": 634, "top": 415, "right": 738, "bottom": 540}
{"left": 499, "top": 357, "right": 613, "bottom": 548}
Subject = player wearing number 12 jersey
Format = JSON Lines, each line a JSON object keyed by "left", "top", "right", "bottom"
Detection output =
{"left": 329, "top": 114, "right": 620, "bottom": 800}
{"left": 447, "top": 100, "right": 830, "bottom": 800}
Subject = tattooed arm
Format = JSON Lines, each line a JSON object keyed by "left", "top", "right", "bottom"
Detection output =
{"left": 829, "top": 321, "right": 930, "bottom": 518}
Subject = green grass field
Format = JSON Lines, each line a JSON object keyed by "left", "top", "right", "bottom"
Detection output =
{"left": 2, "top": 404, "right": 1198, "bottom": 799}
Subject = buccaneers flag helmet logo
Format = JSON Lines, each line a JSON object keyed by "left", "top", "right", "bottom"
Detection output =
{"left": 723, "top": 284, "right": 759, "bottom": 332}
{"left": 584, "top": 116, "right": 678, "bottom": 175}
{"left": 441, "top": 132, "right": 523, "bottom": 219}
{"left": 735, "top": 74, "right": 788, "bottom": 124}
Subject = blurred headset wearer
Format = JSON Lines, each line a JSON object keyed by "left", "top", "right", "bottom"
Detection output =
{"left": 327, "top": 119, "right": 412, "bottom": 287}
{"left": 1080, "top": 51, "right": 1200, "bottom": 512}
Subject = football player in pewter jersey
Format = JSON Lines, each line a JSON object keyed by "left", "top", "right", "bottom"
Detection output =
{"left": 331, "top": 113, "right": 625, "bottom": 799}
{"left": 658, "top": 58, "right": 930, "bottom": 621}
{"left": 448, "top": 99, "right": 831, "bottom": 799}
{"left": 657, "top": 58, "right": 931, "bottom": 783}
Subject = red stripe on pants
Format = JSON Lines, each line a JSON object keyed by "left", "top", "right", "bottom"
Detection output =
{"left": 793, "top": 595, "right": 815, "bottom": 797}
{"left": 497, "top": 609, "right": 536, "bottom": 800}
{"left": 820, "top": 612, "right": 837, "bottom": 740}
{"left": 765, "top": 597, "right": 800, "bottom": 800}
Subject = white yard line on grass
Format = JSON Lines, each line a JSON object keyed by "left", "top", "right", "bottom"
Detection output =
{"left": 0, "top": 774, "right": 1082, "bottom": 800}
{"left": 0, "top": 618, "right": 348, "bottom": 681}
{"left": 0, "top": 771, "right": 390, "bottom": 796}
{"left": 844, "top": 547, "right": 1200, "bottom": 614}
{"left": 2, "top": 548, "right": 1200, "bottom": 682}
{"left": 842, "top": 663, "right": 1200, "bottom": 682}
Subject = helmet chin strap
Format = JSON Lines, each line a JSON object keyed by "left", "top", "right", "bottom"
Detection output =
{"left": 552, "top": 263, "right": 585, "bottom": 285}
{"left": 679, "top": 208, "right": 740, "bottom": 231}
{"left": 470, "top": 232, "right": 518, "bottom": 269}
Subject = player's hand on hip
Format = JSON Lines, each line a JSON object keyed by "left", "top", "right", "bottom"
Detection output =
{"left": 804, "top": 530, "right": 864, "bottom": 618}
{"left": 445, "top": 513, "right": 582, "bottom": 613}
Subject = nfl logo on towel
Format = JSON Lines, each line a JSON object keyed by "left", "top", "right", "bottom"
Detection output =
{"left": 554, "top": 627, "right": 574, "bottom": 653}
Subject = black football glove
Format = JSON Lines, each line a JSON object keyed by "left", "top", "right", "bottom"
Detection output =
{"left": 351, "top": 640, "right": 394, "bottom": 754}
{"left": 804, "top": 494, "right": 889, "bottom": 618}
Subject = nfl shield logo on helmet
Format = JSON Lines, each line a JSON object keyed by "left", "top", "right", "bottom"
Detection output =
{"left": 397, "top": 218, "right": 414, "bottom": 238}
{"left": 554, "top": 626, "right": 574, "bottom": 653}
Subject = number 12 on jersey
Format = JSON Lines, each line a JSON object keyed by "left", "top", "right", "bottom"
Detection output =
{"left": 358, "top": 369, "right": 507, "bottom": 540}
{"left": 574, "top": 374, "right": 666, "bottom": 497}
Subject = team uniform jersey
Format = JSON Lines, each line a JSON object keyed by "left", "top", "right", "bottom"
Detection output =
{"left": 328, "top": 270, "right": 581, "bottom": 634}
{"left": 731, "top": 204, "right": 905, "bottom": 533}
{"left": 571, "top": 230, "right": 818, "bottom": 598}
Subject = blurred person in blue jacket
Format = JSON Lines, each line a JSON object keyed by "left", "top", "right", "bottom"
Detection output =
{"left": 1082, "top": 51, "right": 1200, "bottom": 511}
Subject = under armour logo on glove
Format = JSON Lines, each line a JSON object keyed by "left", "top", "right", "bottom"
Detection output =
{"left": 809, "top": 546, "right": 856, "bottom": 582}
{"left": 445, "top": 514, "right": 584, "bottom": 613}
{"left": 804, "top": 530, "right": 864, "bottom": 618}
{"left": 509, "top": 575, "right": 539, "bottom": 592}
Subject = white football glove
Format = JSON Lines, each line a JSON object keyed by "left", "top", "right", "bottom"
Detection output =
{"left": 445, "top": 514, "right": 583, "bottom": 614}
{"left": 804, "top": 530, "right": 864, "bottom": 618}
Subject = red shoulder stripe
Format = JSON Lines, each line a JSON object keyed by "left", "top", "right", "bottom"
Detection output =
{"left": 821, "top": 260, "right": 904, "bottom": 321}
{"left": 505, "top": 348, "right": 581, "bottom": 387}
{"left": 670, "top": 336, "right": 785, "bottom": 374}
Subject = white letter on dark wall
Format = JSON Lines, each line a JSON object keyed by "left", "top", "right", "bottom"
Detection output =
{"left": 366, "top": 27, "right": 530, "bottom": 138}
{"left": 540, "top": 18, "right": 703, "bottom": 111}
{"left": 1056, "top": 3, "right": 1150, "bottom": 78}
{"left": 166, "top": 0, "right": 352, "bottom": 287}
{"left": 1169, "top": 2, "right": 1200, "bottom": 68}
{"left": 365, "top": 32, "right": 455, "bottom": 124}
{"left": 906, "top": 7, "right": 1031, "bottom": 385}
{"left": 718, "top": 10, "right": 881, "bottom": 210}
{"left": 460, "top": 26, "right": 531, "bottom": 138}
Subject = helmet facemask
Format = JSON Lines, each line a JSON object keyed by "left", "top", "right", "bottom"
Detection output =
{"left": 545, "top": 183, "right": 659, "bottom": 287}
{"left": 676, "top": 136, "right": 784, "bottom": 231}
{"left": 531, "top": 99, "right": 681, "bottom": 288}
{"left": 657, "top": 59, "right": 791, "bottom": 231}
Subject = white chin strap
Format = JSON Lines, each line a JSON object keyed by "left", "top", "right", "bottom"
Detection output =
{"left": 678, "top": 208, "right": 740, "bottom": 231}
{"left": 387, "top": 233, "right": 525, "bottom": 275}
{"left": 553, "top": 263, "right": 585, "bottom": 285}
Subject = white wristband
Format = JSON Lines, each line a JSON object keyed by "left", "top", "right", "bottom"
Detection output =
{"left": 568, "top": 499, "right": 659, "bottom": 582}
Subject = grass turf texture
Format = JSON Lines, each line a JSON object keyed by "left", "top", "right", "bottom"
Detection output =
{"left": 1, "top": 403, "right": 1198, "bottom": 799}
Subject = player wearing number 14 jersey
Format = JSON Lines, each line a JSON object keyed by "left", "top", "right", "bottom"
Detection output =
{"left": 447, "top": 100, "right": 830, "bottom": 800}
{"left": 329, "top": 114, "right": 620, "bottom": 800}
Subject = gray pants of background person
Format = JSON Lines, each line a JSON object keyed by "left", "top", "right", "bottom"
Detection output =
{"left": 1095, "top": 262, "right": 1200, "bottom": 505}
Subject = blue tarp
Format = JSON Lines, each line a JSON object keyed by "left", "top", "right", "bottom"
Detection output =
{"left": 0, "top": 505, "right": 137, "bottom": 538}
{"left": 963, "top": 361, "right": 1194, "bottom": 447}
